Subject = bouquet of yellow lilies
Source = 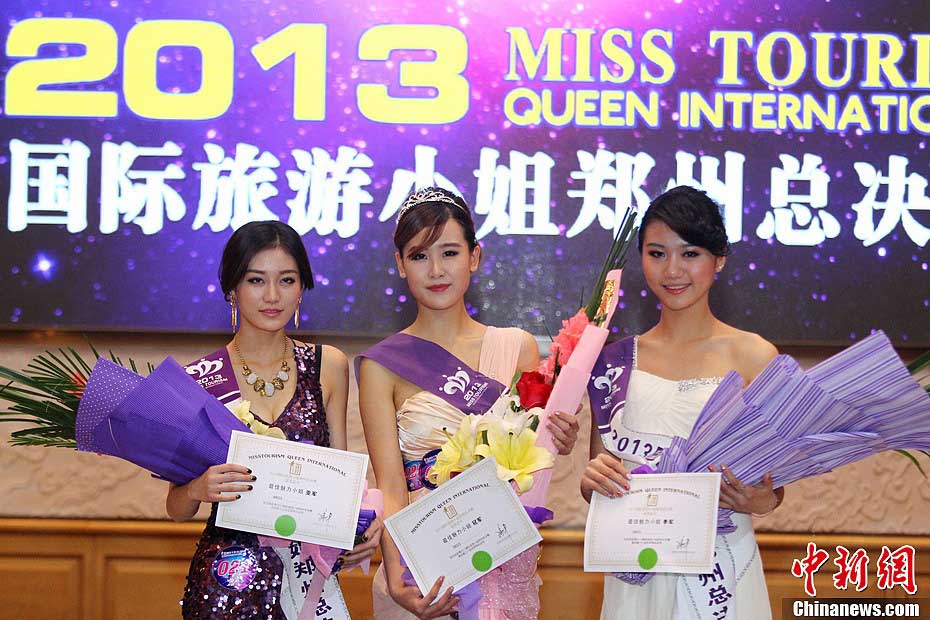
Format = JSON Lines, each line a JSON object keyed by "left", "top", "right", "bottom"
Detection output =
{"left": 426, "top": 387, "right": 555, "bottom": 494}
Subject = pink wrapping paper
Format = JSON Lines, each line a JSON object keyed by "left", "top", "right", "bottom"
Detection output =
{"left": 520, "top": 270, "right": 621, "bottom": 508}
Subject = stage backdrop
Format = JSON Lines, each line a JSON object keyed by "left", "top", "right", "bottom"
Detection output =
{"left": 1, "top": 1, "right": 928, "bottom": 344}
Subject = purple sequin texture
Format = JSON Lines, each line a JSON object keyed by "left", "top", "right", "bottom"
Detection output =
{"left": 180, "top": 344, "right": 329, "bottom": 619}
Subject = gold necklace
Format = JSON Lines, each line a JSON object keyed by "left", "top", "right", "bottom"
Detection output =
{"left": 234, "top": 336, "right": 291, "bottom": 398}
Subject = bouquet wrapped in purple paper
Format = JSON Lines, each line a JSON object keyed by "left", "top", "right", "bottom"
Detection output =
{"left": 653, "top": 331, "right": 930, "bottom": 529}
{"left": 615, "top": 331, "right": 930, "bottom": 589}
{"left": 75, "top": 356, "right": 252, "bottom": 485}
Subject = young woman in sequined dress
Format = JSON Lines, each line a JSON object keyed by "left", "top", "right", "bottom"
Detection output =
{"left": 166, "top": 221, "right": 382, "bottom": 619}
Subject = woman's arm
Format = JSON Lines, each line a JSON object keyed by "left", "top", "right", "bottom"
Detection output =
{"left": 358, "top": 357, "right": 457, "bottom": 619}
{"left": 516, "top": 329, "right": 541, "bottom": 372}
{"left": 714, "top": 333, "right": 785, "bottom": 514}
{"left": 318, "top": 344, "right": 382, "bottom": 568}
{"left": 588, "top": 405, "right": 606, "bottom": 461}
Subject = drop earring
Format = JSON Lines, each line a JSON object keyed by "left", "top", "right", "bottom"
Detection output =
{"left": 230, "top": 298, "right": 238, "bottom": 332}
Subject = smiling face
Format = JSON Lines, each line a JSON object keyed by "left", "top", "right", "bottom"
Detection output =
{"left": 395, "top": 220, "right": 481, "bottom": 312}
{"left": 232, "top": 245, "right": 303, "bottom": 332}
{"left": 641, "top": 219, "right": 725, "bottom": 312}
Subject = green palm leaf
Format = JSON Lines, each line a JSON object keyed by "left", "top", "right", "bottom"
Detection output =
{"left": 897, "top": 348, "right": 930, "bottom": 474}
{"left": 896, "top": 449, "right": 928, "bottom": 478}
{"left": 0, "top": 344, "right": 147, "bottom": 449}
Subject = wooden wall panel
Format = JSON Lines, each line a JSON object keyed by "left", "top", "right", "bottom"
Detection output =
{"left": 0, "top": 530, "right": 92, "bottom": 620}
{"left": 103, "top": 558, "right": 190, "bottom": 620}
{"left": 0, "top": 556, "right": 84, "bottom": 620}
{"left": 339, "top": 567, "right": 378, "bottom": 619}
{"left": 0, "top": 520, "right": 927, "bottom": 620}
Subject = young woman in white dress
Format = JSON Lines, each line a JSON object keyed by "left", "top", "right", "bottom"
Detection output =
{"left": 581, "top": 186, "right": 784, "bottom": 620}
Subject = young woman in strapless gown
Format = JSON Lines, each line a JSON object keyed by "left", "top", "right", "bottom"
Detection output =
{"left": 582, "top": 186, "right": 784, "bottom": 620}
{"left": 358, "top": 187, "right": 580, "bottom": 620}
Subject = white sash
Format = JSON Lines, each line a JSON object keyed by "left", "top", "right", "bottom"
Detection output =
{"left": 277, "top": 543, "right": 350, "bottom": 620}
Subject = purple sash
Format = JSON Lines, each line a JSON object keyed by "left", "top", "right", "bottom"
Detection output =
{"left": 588, "top": 337, "right": 672, "bottom": 466}
{"left": 185, "top": 347, "right": 241, "bottom": 405}
{"left": 356, "top": 333, "right": 506, "bottom": 491}
{"left": 355, "top": 333, "right": 505, "bottom": 415}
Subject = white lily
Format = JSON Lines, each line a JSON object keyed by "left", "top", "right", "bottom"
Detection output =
{"left": 477, "top": 392, "right": 538, "bottom": 436}
{"left": 225, "top": 399, "right": 286, "bottom": 440}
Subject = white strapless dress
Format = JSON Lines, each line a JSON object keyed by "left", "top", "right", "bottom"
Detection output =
{"left": 600, "top": 368, "right": 771, "bottom": 620}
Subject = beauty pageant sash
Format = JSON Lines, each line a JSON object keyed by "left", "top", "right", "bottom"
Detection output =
{"left": 184, "top": 347, "right": 241, "bottom": 405}
{"left": 356, "top": 333, "right": 506, "bottom": 415}
{"left": 357, "top": 333, "right": 507, "bottom": 491}
{"left": 588, "top": 337, "right": 675, "bottom": 466}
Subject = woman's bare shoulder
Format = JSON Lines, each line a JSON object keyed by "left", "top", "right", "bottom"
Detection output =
{"left": 510, "top": 327, "right": 540, "bottom": 372}
{"left": 719, "top": 327, "right": 778, "bottom": 382}
{"left": 319, "top": 344, "right": 348, "bottom": 372}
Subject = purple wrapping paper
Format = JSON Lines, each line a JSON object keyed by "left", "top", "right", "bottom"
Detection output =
{"left": 76, "top": 356, "right": 251, "bottom": 485}
{"left": 75, "top": 359, "right": 142, "bottom": 454}
{"left": 616, "top": 331, "right": 930, "bottom": 587}
{"left": 654, "top": 330, "right": 930, "bottom": 531}
{"left": 356, "top": 509, "right": 376, "bottom": 536}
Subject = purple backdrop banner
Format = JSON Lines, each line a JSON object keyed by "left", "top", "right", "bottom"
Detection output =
{"left": 1, "top": 1, "right": 928, "bottom": 344}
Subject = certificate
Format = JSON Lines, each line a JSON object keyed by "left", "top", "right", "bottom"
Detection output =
{"left": 584, "top": 472, "right": 721, "bottom": 574}
{"left": 384, "top": 456, "right": 542, "bottom": 595}
{"left": 216, "top": 430, "right": 368, "bottom": 550}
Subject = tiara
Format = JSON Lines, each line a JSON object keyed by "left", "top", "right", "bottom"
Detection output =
{"left": 397, "top": 187, "right": 466, "bottom": 222}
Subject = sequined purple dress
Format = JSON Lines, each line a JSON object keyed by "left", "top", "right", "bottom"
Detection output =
{"left": 181, "top": 344, "right": 337, "bottom": 619}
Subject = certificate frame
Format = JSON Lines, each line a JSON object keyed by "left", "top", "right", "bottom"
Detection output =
{"left": 216, "top": 430, "right": 369, "bottom": 550}
{"left": 584, "top": 472, "right": 721, "bottom": 574}
{"left": 384, "top": 456, "right": 542, "bottom": 595}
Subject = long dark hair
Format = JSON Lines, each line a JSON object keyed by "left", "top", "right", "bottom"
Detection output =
{"left": 393, "top": 187, "right": 478, "bottom": 256}
{"left": 219, "top": 221, "right": 314, "bottom": 300}
{"left": 637, "top": 185, "right": 731, "bottom": 257}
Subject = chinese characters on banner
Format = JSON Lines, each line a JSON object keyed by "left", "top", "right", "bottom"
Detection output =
{"left": 7, "top": 139, "right": 930, "bottom": 248}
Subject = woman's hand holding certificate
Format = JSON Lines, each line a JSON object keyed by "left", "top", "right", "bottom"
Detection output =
{"left": 216, "top": 430, "right": 369, "bottom": 549}
{"left": 584, "top": 472, "right": 721, "bottom": 574}
{"left": 384, "top": 456, "right": 542, "bottom": 596}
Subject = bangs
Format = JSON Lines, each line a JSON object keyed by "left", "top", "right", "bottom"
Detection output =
{"left": 395, "top": 204, "right": 452, "bottom": 256}
{"left": 405, "top": 222, "right": 447, "bottom": 256}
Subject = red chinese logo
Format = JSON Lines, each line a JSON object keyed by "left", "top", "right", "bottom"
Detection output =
{"left": 791, "top": 543, "right": 918, "bottom": 597}
{"left": 791, "top": 542, "right": 830, "bottom": 597}
{"left": 876, "top": 545, "right": 917, "bottom": 595}
{"left": 832, "top": 545, "right": 869, "bottom": 592}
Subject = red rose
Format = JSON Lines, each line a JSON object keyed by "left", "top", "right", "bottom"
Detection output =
{"left": 516, "top": 371, "right": 554, "bottom": 410}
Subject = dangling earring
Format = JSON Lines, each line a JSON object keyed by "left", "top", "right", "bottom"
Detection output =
{"left": 293, "top": 309, "right": 300, "bottom": 330}
{"left": 230, "top": 298, "right": 238, "bottom": 332}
